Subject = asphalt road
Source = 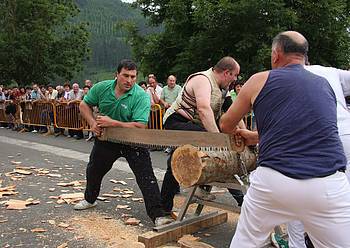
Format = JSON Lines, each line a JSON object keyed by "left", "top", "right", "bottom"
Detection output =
{"left": 0, "top": 128, "right": 245, "bottom": 248}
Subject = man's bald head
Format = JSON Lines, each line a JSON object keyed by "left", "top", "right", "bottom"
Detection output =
{"left": 272, "top": 31, "right": 308, "bottom": 55}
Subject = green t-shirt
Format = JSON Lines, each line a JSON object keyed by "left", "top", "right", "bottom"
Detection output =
{"left": 83, "top": 80, "right": 151, "bottom": 124}
{"left": 160, "top": 85, "right": 182, "bottom": 104}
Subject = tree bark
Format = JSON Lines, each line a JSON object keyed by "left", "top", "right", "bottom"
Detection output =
{"left": 172, "top": 145, "right": 257, "bottom": 188}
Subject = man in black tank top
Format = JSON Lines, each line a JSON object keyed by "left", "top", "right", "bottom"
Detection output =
{"left": 220, "top": 31, "right": 350, "bottom": 248}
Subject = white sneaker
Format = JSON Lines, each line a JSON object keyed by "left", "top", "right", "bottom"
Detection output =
{"left": 31, "top": 130, "right": 38, "bottom": 133}
{"left": 74, "top": 200, "right": 97, "bottom": 210}
{"left": 194, "top": 188, "right": 216, "bottom": 201}
{"left": 154, "top": 216, "right": 174, "bottom": 227}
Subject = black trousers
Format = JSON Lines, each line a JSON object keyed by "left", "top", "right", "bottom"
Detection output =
{"left": 161, "top": 113, "right": 244, "bottom": 212}
{"left": 85, "top": 139, "right": 165, "bottom": 221}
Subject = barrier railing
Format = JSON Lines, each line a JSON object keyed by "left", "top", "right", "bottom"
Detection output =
{"left": 148, "top": 104, "right": 164, "bottom": 130}
{"left": 55, "top": 101, "right": 84, "bottom": 130}
{"left": 22, "top": 100, "right": 54, "bottom": 127}
{"left": 0, "top": 100, "right": 7, "bottom": 123}
{"left": 1, "top": 100, "right": 163, "bottom": 131}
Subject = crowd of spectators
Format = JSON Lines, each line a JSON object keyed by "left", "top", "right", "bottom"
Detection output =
{"left": 0, "top": 80, "right": 93, "bottom": 140}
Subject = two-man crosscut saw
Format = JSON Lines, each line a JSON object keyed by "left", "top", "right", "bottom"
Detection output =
{"left": 99, "top": 127, "right": 245, "bottom": 152}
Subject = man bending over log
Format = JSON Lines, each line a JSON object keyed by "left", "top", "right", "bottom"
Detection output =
{"left": 161, "top": 56, "right": 244, "bottom": 214}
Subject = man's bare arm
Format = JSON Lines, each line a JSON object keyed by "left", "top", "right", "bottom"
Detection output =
{"left": 80, "top": 101, "right": 102, "bottom": 136}
{"left": 191, "top": 75, "right": 220, "bottom": 133}
{"left": 220, "top": 71, "right": 268, "bottom": 134}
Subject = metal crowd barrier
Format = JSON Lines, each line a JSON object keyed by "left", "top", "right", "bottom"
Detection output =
{"left": 0, "top": 100, "right": 20, "bottom": 124}
{"left": 1, "top": 100, "right": 163, "bottom": 131}
{"left": 148, "top": 104, "right": 164, "bottom": 130}
{"left": 55, "top": 101, "right": 84, "bottom": 130}
{"left": 0, "top": 100, "right": 7, "bottom": 123}
{"left": 22, "top": 100, "right": 54, "bottom": 127}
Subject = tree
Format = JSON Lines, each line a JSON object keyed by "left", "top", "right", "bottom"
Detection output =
{"left": 0, "top": 0, "right": 90, "bottom": 86}
{"left": 127, "top": 0, "right": 350, "bottom": 84}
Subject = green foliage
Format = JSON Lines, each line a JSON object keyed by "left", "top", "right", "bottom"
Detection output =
{"left": 73, "top": 0, "right": 158, "bottom": 84}
{"left": 128, "top": 0, "right": 350, "bottom": 83}
{"left": 0, "top": 0, "right": 90, "bottom": 86}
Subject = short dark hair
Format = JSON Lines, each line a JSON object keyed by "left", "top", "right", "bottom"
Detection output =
{"left": 272, "top": 33, "right": 308, "bottom": 55}
{"left": 47, "top": 84, "right": 54, "bottom": 89}
{"left": 138, "top": 81, "right": 147, "bottom": 87}
{"left": 83, "top": 85, "right": 91, "bottom": 90}
{"left": 63, "top": 82, "right": 71, "bottom": 88}
{"left": 117, "top": 59, "right": 137, "bottom": 73}
{"left": 213, "top": 56, "right": 238, "bottom": 73}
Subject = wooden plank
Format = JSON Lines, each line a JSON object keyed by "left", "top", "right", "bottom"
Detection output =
{"left": 138, "top": 212, "right": 227, "bottom": 248}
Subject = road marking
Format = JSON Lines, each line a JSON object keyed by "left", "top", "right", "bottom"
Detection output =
{"left": 0, "top": 135, "right": 166, "bottom": 180}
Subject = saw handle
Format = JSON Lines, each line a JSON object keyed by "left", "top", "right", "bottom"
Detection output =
{"left": 230, "top": 133, "right": 245, "bottom": 153}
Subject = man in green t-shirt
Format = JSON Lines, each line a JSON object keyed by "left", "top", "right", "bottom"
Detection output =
{"left": 160, "top": 75, "right": 182, "bottom": 109}
{"left": 74, "top": 59, "right": 173, "bottom": 226}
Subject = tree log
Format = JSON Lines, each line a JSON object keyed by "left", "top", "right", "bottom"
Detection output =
{"left": 171, "top": 145, "right": 257, "bottom": 187}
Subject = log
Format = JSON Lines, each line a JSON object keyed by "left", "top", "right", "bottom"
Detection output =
{"left": 172, "top": 145, "right": 257, "bottom": 187}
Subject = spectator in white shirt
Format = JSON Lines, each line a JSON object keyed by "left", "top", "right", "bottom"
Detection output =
{"left": 147, "top": 74, "right": 162, "bottom": 105}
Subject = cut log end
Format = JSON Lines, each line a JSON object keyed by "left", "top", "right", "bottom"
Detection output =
{"left": 172, "top": 145, "right": 203, "bottom": 188}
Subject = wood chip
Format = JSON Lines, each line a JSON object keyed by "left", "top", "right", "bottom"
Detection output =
{"left": 97, "top": 197, "right": 107, "bottom": 201}
{"left": 102, "top": 193, "right": 119, "bottom": 198}
{"left": 13, "top": 169, "right": 32, "bottom": 175}
{"left": 31, "top": 228, "right": 47, "bottom": 233}
{"left": 58, "top": 222, "right": 70, "bottom": 228}
{"left": 47, "top": 174, "right": 62, "bottom": 178}
{"left": 116, "top": 205, "right": 129, "bottom": 209}
{"left": 11, "top": 161, "right": 22, "bottom": 165}
{"left": 124, "top": 218, "right": 141, "bottom": 226}
{"left": 5, "top": 199, "right": 28, "bottom": 210}
{"left": 48, "top": 220, "right": 56, "bottom": 225}
{"left": 57, "top": 243, "right": 68, "bottom": 248}
{"left": 109, "top": 180, "right": 127, "bottom": 185}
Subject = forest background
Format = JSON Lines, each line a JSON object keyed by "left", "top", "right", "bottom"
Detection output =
{"left": 0, "top": 0, "right": 349, "bottom": 86}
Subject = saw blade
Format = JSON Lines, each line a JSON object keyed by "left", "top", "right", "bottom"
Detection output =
{"left": 99, "top": 127, "right": 244, "bottom": 152}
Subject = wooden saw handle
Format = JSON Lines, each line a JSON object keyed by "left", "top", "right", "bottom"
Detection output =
{"left": 229, "top": 134, "right": 245, "bottom": 153}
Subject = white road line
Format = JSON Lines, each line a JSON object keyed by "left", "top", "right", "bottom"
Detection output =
{"left": 0, "top": 136, "right": 166, "bottom": 180}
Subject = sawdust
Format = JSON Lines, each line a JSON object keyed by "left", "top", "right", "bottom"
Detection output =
{"left": 68, "top": 212, "right": 144, "bottom": 247}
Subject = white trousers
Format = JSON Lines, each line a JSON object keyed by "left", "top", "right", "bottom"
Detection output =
{"left": 230, "top": 166, "right": 350, "bottom": 248}
{"left": 287, "top": 134, "right": 350, "bottom": 248}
